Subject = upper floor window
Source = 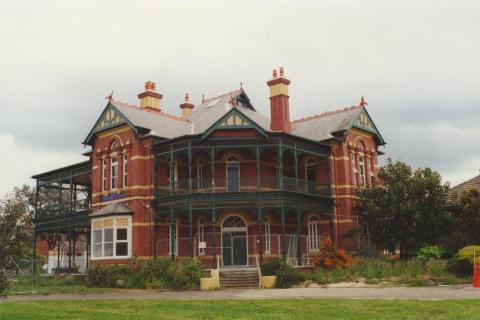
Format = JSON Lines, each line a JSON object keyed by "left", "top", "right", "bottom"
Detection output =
{"left": 123, "top": 154, "right": 128, "bottom": 187}
{"left": 110, "top": 140, "right": 119, "bottom": 150}
{"left": 197, "top": 158, "right": 205, "bottom": 190}
{"left": 102, "top": 159, "right": 107, "bottom": 191}
{"left": 226, "top": 156, "right": 240, "bottom": 192}
{"left": 357, "top": 142, "right": 366, "bottom": 187}
{"left": 351, "top": 154, "right": 358, "bottom": 186}
{"left": 305, "top": 158, "right": 316, "bottom": 193}
{"left": 111, "top": 157, "right": 118, "bottom": 190}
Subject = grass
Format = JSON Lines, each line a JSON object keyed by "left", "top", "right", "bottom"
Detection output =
{"left": 2, "top": 299, "right": 480, "bottom": 320}
{"left": 307, "top": 258, "right": 470, "bottom": 287}
{"left": 7, "top": 275, "right": 116, "bottom": 295}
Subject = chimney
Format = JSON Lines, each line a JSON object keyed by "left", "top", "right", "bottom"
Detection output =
{"left": 137, "top": 81, "right": 163, "bottom": 110}
{"left": 267, "top": 67, "right": 291, "bottom": 132}
{"left": 179, "top": 93, "right": 194, "bottom": 118}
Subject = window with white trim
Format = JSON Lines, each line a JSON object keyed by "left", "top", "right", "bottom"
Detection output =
{"left": 123, "top": 154, "right": 128, "bottom": 187}
{"left": 169, "top": 219, "right": 178, "bottom": 256}
{"left": 198, "top": 217, "right": 206, "bottom": 256}
{"left": 359, "top": 155, "right": 366, "bottom": 186}
{"left": 264, "top": 217, "right": 271, "bottom": 254}
{"left": 102, "top": 159, "right": 107, "bottom": 191}
{"left": 91, "top": 216, "right": 131, "bottom": 259}
{"left": 111, "top": 157, "right": 118, "bottom": 190}
{"left": 197, "top": 159, "right": 205, "bottom": 190}
{"left": 370, "top": 154, "right": 375, "bottom": 183}
{"left": 308, "top": 216, "right": 319, "bottom": 252}
{"left": 351, "top": 154, "right": 357, "bottom": 186}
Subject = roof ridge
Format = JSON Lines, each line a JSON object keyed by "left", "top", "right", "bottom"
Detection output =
{"left": 112, "top": 99, "right": 191, "bottom": 123}
{"left": 202, "top": 88, "right": 242, "bottom": 103}
{"left": 291, "top": 105, "right": 363, "bottom": 124}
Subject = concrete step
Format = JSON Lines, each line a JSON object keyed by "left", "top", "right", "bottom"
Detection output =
{"left": 219, "top": 268, "right": 260, "bottom": 289}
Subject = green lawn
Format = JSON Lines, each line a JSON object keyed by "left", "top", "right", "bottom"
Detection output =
{"left": 2, "top": 299, "right": 480, "bottom": 320}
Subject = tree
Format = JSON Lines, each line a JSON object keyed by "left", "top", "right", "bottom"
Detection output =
{"left": 447, "top": 189, "right": 480, "bottom": 251}
{"left": 0, "top": 185, "right": 34, "bottom": 295}
{"left": 355, "top": 159, "right": 451, "bottom": 259}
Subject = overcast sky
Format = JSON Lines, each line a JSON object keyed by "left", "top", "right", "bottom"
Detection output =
{"left": 1, "top": 0, "right": 479, "bottom": 196}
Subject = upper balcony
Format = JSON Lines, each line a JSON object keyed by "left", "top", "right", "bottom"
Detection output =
{"left": 154, "top": 136, "right": 331, "bottom": 200}
{"left": 32, "top": 161, "right": 92, "bottom": 225}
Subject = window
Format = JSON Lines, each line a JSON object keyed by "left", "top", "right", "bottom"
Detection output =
{"left": 198, "top": 217, "right": 206, "bottom": 256}
{"left": 197, "top": 159, "right": 205, "bottom": 190}
{"left": 351, "top": 154, "right": 357, "bottom": 186}
{"left": 308, "top": 216, "right": 319, "bottom": 252}
{"left": 110, "top": 140, "right": 119, "bottom": 150}
{"left": 264, "top": 217, "right": 271, "bottom": 254}
{"left": 91, "top": 216, "right": 131, "bottom": 259}
{"left": 357, "top": 142, "right": 366, "bottom": 187}
{"left": 169, "top": 220, "right": 178, "bottom": 256}
{"left": 226, "top": 156, "right": 240, "bottom": 192}
{"left": 306, "top": 158, "right": 316, "bottom": 194}
{"left": 370, "top": 155, "right": 375, "bottom": 183}
{"left": 111, "top": 157, "right": 118, "bottom": 190}
{"left": 102, "top": 159, "right": 107, "bottom": 191}
{"left": 123, "top": 154, "right": 128, "bottom": 187}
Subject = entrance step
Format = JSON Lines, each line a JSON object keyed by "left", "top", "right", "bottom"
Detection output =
{"left": 219, "top": 268, "right": 260, "bottom": 289}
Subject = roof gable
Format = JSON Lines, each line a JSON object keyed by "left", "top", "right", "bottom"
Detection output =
{"left": 201, "top": 108, "right": 267, "bottom": 139}
{"left": 83, "top": 102, "right": 137, "bottom": 145}
{"left": 347, "top": 108, "right": 385, "bottom": 145}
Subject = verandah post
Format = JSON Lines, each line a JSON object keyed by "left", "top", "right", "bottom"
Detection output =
{"left": 296, "top": 206, "right": 302, "bottom": 266}
{"left": 278, "top": 139, "right": 283, "bottom": 190}
{"left": 188, "top": 141, "right": 192, "bottom": 194}
{"left": 256, "top": 144, "right": 260, "bottom": 191}
{"left": 257, "top": 205, "right": 263, "bottom": 266}
{"left": 281, "top": 198, "right": 286, "bottom": 260}
{"left": 188, "top": 200, "right": 194, "bottom": 257}
{"left": 170, "top": 205, "right": 175, "bottom": 261}
{"left": 294, "top": 141, "right": 299, "bottom": 192}
{"left": 210, "top": 146, "right": 215, "bottom": 192}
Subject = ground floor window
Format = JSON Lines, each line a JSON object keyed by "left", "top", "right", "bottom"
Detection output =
{"left": 308, "top": 216, "right": 319, "bottom": 252}
{"left": 91, "top": 216, "right": 131, "bottom": 259}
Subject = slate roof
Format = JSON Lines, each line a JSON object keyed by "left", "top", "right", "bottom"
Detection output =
{"left": 291, "top": 106, "right": 363, "bottom": 141}
{"left": 449, "top": 174, "right": 480, "bottom": 199}
{"left": 99, "top": 89, "right": 376, "bottom": 145}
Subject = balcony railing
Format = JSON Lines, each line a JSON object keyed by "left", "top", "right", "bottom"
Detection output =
{"left": 35, "top": 198, "right": 91, "bottom": 220}
{"left": 155, "top": 176, "right": 330, "bottom": 198}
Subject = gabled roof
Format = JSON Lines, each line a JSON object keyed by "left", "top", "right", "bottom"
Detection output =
{"left": 291, "top": 105, "right": 385, "bottom": 145}
{"left": 449, "top": 174, "right": 480, "bottom": 198}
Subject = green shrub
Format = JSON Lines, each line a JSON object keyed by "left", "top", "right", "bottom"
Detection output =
{"left": 261, "top": 258, "right": 305, "bottom": 288}
{"left": 448, "top": 245, "right": 480, "bottom": 276}
{"left": 86, "top": 264, "right": 131, "bottom": 287}
{"left": 416, "top": 245, "right": 444, "bottom": 261}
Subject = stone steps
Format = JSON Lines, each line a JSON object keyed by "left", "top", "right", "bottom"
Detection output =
{"left": 219, "top": 268, "right": 260, "bottom": 289}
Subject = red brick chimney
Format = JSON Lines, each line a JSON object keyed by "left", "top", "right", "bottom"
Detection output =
{"left": 267, "top": 67, "right": 291, "bottom": 132}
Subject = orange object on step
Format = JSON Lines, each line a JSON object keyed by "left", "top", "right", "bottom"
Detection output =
{"left": 473, "top": 265, "right": 480, "bottom": 288}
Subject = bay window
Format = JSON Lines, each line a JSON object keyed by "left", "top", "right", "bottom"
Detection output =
{"left": 91, "top": 216, "right": 131, "bottom": 259}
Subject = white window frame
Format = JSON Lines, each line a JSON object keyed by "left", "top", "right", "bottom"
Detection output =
{"left": 351, "top": 154, "right": 357, "bottom": 186}
{"left": 111, "top": 157, "right": 118, "bottom": 190}
{"left": 308, "top": 216, "right": 320, "bottom": 252}
{"left": 168, "top": 220, "right": 178, "bottom": 256}
{"left": 264, "top": 217, "right": 271, "bottom": 254}
{"left": 198, "top": 217, "right": 206, "bottom": 256}
{"left": 123, "top": 153, "right": 128, "bottom": 187}
{"left": 91, "top": 216, "right": 132, "bottom": 260}
{"left": 359, "top": 155, "right": 366, "bottom": 186}
{"left": 102, "top": 159, "right": 107, "bottom": 191}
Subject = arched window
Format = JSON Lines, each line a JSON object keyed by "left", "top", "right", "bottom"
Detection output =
{"left": 226, "top": 156, "right": 240, "bottom": 192}
{"left": 264, "top": 217, "right": 271, "bottom": 254}
{"left": 357, "top": 142, "right": 366, "bottom": 186}
{"left": 305, "top": 158, "right": 316, "bottom": 194}
{"left": 197, "top": 158, "right": 205, "bottom": 190}
{"left": 198, "top": 217, "right": 206, "bottom": 256}
{"left": 308, "top": 216, "right": 319, "bottom": 252}
{"left": 222, "top": 215, "right": 246, "bottom": 229}
{"left": 110, "top": 140, "right": 119, "bottom": 150}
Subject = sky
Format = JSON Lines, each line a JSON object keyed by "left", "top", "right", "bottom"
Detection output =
{"left": 0, "top": 0, "right": 479, "bottom": 196}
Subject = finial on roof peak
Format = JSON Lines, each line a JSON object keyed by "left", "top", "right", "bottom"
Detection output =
{"left": 240, "top": 82, "right": 243, "bottom": 89}
{"left": 185, "top": 93, "right": 190, "bottom": 102}
{"left": 145, "top": 81, "right": 157, "bottom": 91}
{"left": 272, "top": 69, "right": 278, "bottom": 78}
{"left": 105, "top": 90, "right": 113, "bottom": 101}
{"left": 279, "top": 66, "right": 285, "bottom": 77}
{"left": 202, "top": 94, "right": 205, "bottom": 103}
{"left": 359, "top": 96, "right": 368, "bottom": 107}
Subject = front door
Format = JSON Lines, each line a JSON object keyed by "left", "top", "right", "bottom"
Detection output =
{"left": 222, "top": 231, "right": 247, "bottom": 266}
